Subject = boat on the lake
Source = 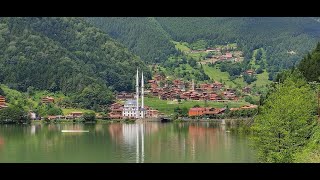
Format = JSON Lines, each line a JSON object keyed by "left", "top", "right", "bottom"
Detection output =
{"left": 61, "top": 130, "right": 89, "bottom": 133}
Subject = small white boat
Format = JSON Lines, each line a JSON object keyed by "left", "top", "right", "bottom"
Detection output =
{"left": 61, "top": 130, "right": 89, "bottom": 133}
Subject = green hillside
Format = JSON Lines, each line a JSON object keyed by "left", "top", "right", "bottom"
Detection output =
{"left": 155, "top": 17, "right": 320, "bottom": 72}
{"left": 84, "top": 17, "right": 320, "bottom": 88}
{"left": 85, "top": 17, "right": 178, "bottom": 63}
{"left": 0, "top": 17, "right": 151, "bottom": 110}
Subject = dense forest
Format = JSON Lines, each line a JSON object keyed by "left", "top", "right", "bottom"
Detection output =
{"left": 86, "top": 17, "right": 320, "bottom": 78}
{"left": 298, "top": 42, "right": 320, "bottom": 82}
{"left": 156, "top": 17, "right": 320, "bottom": 70}
{"left": 0, "top": 17, "right": 150, "bottom": 109}
{"left": 86, "top": 17, "right": 178, "bottom": 63}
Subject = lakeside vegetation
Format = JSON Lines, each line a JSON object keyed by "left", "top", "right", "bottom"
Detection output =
{"left": 251, "top": 43, "right": 320, "bottom": 163}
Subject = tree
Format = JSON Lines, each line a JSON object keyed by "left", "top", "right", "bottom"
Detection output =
{"left": 188, "top": 58, "right": 197, "bottom": 68}
{"left": 181, "top": 107, "right": 188, "bottom": 117}
{"left": 252, "top": 71, "right": 317, "bottom": 163}
{"left": 47, "top": 106, "right": 63, "bottom": 116}
{"left": 0, "top": 105, "right": 30, "bottom": 124}
{"left": 256, "top": 67, "right": 263, "bottom": 74}
{"left": 244, "top": 96, "right": 255, "bottom": 104}
{"left": 298, "top": 43, "right": 320, "bottom": 82}
{"left": 0, "top": 87, "right": 4, "bottom": 96}
{"left": 83, "top": 112, "right": 96, "bottom": 122}
{"left": 27, "top": 86, "right": 35, "bottom": 97}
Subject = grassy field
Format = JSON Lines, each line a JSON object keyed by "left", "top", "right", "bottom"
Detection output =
{"left": 233, "top": 77, "right": 247, "bottom": 87}
{"left": 62, "top": 108, "right": 95, "bottom": 115}
{"left": 249, "top": 48, "right": 271, "bottom": 88}
{"left": 144, "top": 96, "right": 249, "bottom": 115}
{"left": 172, "top": 41, "right": 191, "bottom": 52}
{"left": 253, "top": 71, "right": 270, "bottom": 87}
{"left": 203, "top": 65, "right": 237, "bottom": 87}
{"left": 172, "top": 40, "right": 208, "bottom": 60}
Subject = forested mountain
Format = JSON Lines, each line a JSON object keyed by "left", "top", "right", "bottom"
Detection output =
{"left": 86, "top": 17, "right": 320, "bottom": 76}
{"left": 0, "top": 17, "right": 150, "bottom": 108}
{"left": 86, "top": 17, "right": 178, "bottom": 63}
{"left": 298, "top": 42, "right": 320, "bottom": 82}
{"left": 156, "top": 17, "right": 320, "bottom": 69}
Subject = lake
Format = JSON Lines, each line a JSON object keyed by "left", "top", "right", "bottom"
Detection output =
{"left": 0, "top": 122, "right": 256, "bottom": 163}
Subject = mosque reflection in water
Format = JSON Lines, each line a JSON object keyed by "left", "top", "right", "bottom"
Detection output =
{"left": 0, "top": 122, "right": 253, "bottom": 162}
{"left": 107, "top": 122, "right": 233, "bottom": 163}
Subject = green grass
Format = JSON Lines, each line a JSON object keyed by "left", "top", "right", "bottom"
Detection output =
{"left": 62, "top": 108, "right": 95, "bottom": 115}
{"left": 33, "top": 91, "right": 67, "bottom": 102}
{"left": 253, "top": 71, "right": 270, "bottom": 87}
{"left": 172, "top": 40, "right": 208, "bottom": 60}
{"left": 172, "top": 41, "right": 190, "bottom": 52}
{"left": 188, "top": 52, "right": 207, "bottom": 60}
{"left": 249, "top": 48, "right": 271, "bottom": 88}
{"left": 203, "top": 65, "right": 236, "bottom": 87}
{"left": 249, "top": 49, "right": 260, "bottom": 69}
{"left": 233, "top": 77, "right": 247, "bottom": 87}
{"left": 144, "top": 96, "right": 249, "bottom": 115}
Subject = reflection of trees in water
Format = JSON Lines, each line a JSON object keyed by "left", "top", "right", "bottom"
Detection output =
{"left": 108, "top": 123, "right": 123, "bottom": 144}
{"left": 140, "top": 122, "right": 230, "bottom": 162}
{"left": 0, "top": 136, "right": 4, "bottom": 150}
{"left": 0, "top": 123, "right": 251, "bottom": 162}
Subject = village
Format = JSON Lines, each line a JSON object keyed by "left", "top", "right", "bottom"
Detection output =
{"left": 108, "top": 67, "right": 258, "bottom": 120}
{"left": 186, "top": 45, "right": 244, "bottom": 65}
{"left": 0, "top": 66, "right": 258, "bottom": 122}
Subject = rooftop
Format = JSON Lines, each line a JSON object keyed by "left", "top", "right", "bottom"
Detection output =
{"left": 125, "top": 99, "right": 137, "bottom": 105}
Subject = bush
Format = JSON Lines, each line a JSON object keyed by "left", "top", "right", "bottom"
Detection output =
{"left": 256, "top": 67, "right": 264, "bottom": 74}
{"left": 0, "top": 105, "right": 30, "bottom": 124}
{"left": 83, "top": 112, "right": 96, "bottom": 122}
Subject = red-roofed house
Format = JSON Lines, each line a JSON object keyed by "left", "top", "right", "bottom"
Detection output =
{"left": 41, "top": 96, "right": 55, "bottom": 104}
{"left": 245, "top": 70, "right": 255, "bottom": 75}
{"left": 0, "top": 96, "right": 8, "bottom": 109}
{"left": 225, "top": 53, "right": 232, "bottom": 59}
{"left": 188, "top": 107, "right": 206, "bottom": 117}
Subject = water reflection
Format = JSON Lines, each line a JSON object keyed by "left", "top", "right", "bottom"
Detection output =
{"left": 0, "top": 136, "right": 4, "bottom": 150}
{"left": 0, "top": 122, "right": 255, "bottom": 163}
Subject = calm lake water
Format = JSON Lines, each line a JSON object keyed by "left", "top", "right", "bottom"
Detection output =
{"left": 0, "top": 122, "right": 256, "bottom": 163}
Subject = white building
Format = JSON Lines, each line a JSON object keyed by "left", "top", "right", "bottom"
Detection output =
{"left": 122, "top": 99, "right": 139, "bottom": 118}
{"left": 122, "top": 69, "right": 146, "bottom": 119}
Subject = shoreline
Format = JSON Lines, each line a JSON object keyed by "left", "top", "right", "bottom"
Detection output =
{"left": 27, "top": 117, "right": 251, "bottom": 124}
{"left": 1, "top": 117, "right": 252, "bottom": 125}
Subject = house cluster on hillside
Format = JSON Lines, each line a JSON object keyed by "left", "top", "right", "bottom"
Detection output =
{"left": 0, "top": 96, "right": 8, "bottom": 109}
{"left": 198, "top": 46, "right": 244, "bottom": 64}
{"left": 146, "top": 74, "right": 239, "bottom": 102}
